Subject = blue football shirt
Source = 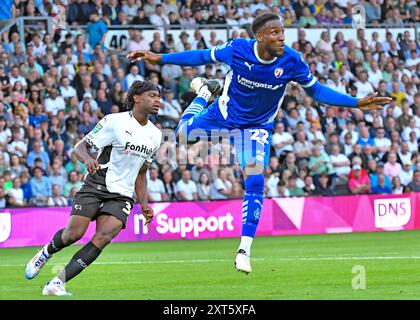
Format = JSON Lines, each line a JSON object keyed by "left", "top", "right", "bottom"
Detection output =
{"left": 207, "top": 38, "right": 316, "bottom": 128}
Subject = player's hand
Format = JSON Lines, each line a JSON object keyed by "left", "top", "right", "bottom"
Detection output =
{"left": 357, "top": 92, "right": 392, "bottom": 111}
{"left": 85, "top": 159, "right": 100, "bottom": 174}
{"left": 141, "top": 206, "right": 154, "bottom": 227}
{"left": 126, "top": 50, "right": 161, "bottom": 64}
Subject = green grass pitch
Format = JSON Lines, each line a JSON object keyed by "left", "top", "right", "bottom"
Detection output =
{"left": 1, "top": 230, "right": 420, "bottom": 300}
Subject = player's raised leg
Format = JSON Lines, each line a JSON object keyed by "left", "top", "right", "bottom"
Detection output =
{"left": 235, "top": 129, "right": 270, "bottom": 274}
{"left": 175, "top": 77, "right": 221, "bottom": 136}
{"left": 25, "top": 215, "right": 91, "bottom": 280}
{"left": 42, "top": 214, "right": 122, "bottom": 296}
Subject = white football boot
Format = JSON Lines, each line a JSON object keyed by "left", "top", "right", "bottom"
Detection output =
{"left": 190, "top": 77, "right": 222, "bottom": 95}
{"left": 25, "top": 244, "right": 50, "bottom": 280}
{"left": 235, "top": 249, "right": 252, "bottom": 274}
{"left": 42, "top": 278, "right": 72, "bottom": 297}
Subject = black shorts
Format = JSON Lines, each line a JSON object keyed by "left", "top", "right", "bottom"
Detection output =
{"left": 70, "top": 185, "right": 134, "bottom": 228}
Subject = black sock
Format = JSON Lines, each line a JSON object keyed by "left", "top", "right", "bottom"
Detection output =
{"left": 58, "top": 241, "right": 102, "bottom": 283}
{"left": 47, "top": 229, "right": 67, "bottom": 255}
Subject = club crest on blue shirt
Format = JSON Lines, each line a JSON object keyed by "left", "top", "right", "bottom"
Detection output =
{"left": 274, "top": 68, "right": 283, "bottom": 78}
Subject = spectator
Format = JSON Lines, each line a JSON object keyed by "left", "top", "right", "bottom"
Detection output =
{"left": 370, "top": 161, "right": 391, "bottom": 189}
{"left": 180, "top": 8, "right": 196, "bottom": 28}
{"left": 65, "top": 153, "right": 86, "bottom": 175}
{"left": 357, "top": 126, "right": 376, "bottom": 149}
{"left": 150, "top": 4, "right": 170, "bottom": 28}
{"left": 386, "top": 8, "right": 404, "bottom": 26}
{"left": 401, "top": 118, "right": 420, "bottom": 142}
{"left": 374, "top": 127, "right": 391, "bottom": 158}
{"left": 354, "top": 71, "right": 375, "bottom": 99}
{"left": 348, "top": 164, "right": 371, "bottom": 194}
{"left": 365, "top": 0, "right": 382, "bottom": 23}
{"left": 302, "top": 174, "right": 315, "bottom": 195}
{"left": 384, "top": 152, "right": 402, "bottom": 179}
{"left": 329, "top": 144, "right": 351, "bottom": 178}
{"left": 207, "top": 6, "right": 226, "bottom": 25}
{"left": 407, "top": 131, "right": 418, "bottom": 153}
{"left": 8, "top": 177, "right": 25, "bottom": 206}
{"left": 44, "top": 88, "right": 66, "bottom": 117}
{"left": 230, "top": 181, "right": 245, "bottom": 199}
{"left": 287, "top": 175, "right": 304, "bottom": 197}
{"left": 19, "top": 173, "right": 33, "bottom": 203}
{"left": 159, "top": 88, "right": 182, "bottom": 125}
{"left": 0, "top": 116, "right": 11, "bottom": 148}
{"left": 390, "top": 82, "right": 407, "bottom": 107}
{"left": 271, "top": 122, "right": 294, "bottom": 159}
{"left": 128, "top": 29, "right": 150, "bottom": 53}
{"left": 293, "top": 131, "right": 313, "bottom": 163}
{"left": 125, "top": 64, "right": 144, "bottom": 90}
{"left": 392, "top": 176, "right": 404, "bottom": 194}
{"left": 63, "top": 170, "right": 83, "bottom": 197}
{"left": 280, "top": 152, "right": 299, "bottom": 176}
{"left": 49, "top": 162, "right": 66, "bottom": 195}
{"left": 142, "top": 0, "right": 156, "bottom": 17}
{"left": 147, "top": 167, "right": 167, "bottom": 202}
{"left": 398, "top": 142, "right": 412, "bottom": 165}
{"left": 0, "top": 187, "right": 6, "bottom": 208}
{"left": 191, "top": 157, "right": 210, "bottom": 183}
{"left": 131, "top": 8, "right": 151, "bottom": 25}
{"left": 86, "top": 11, "right": 108, "bottom": 51}
{"left": 78, "top": 111, "right": 96, "bottom": 136}
{"left": 9, "top": 66, "right": 28, "bottom": 89}
{"left": 47, "top": 184, "right": 68, "bottom": 207}
{"left": 399, "top": 160, "right": 414, "bottom": 186}
{"left": 407, "top": 170, "right": 420, "bottom": 192}
{"left": 59, "top": 77, "right": 77, "bottom": 100}
{"left": 9, "top": 153, "right": 26, "bottom": 179}
{"left": 308, "top": 146, "right": 335, "bottom": 186}
{"left": 299, "top": 6, "right": 317, "bottom": 26}
{"left": 239, "top": 8, "right": 253, "bottom": 25}
{"left": 176, "top": 170, "right": 198, "bottom": 201}
{"left": 96, "top": 88, "right": 113, "bottom": 117}
{"left": 313, "top": 172, "right": 335, "bottom": 196}
{"left": 29, "top": 166, "right": 52, "bottom": 206}
{"left": 211, "top": 169, "right": 233, "bottom": 200}
{"left": 162, "top": 171, "right": 176, "bottom": 201}
{"left": 372, "top": 173, "right": 392, "bottom": 194}
{"left": 27, "top": 141, "right": 50, "bottom": 172}
{"left": 276, "top": 180, "right": 290, "bottom": 197}
{"left": 197, "top": 171, "right": 211, "bottom": 200}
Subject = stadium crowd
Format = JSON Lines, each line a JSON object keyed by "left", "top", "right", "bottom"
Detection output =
{"left": 0, "top": 0, "right": 419, "bottom": 208}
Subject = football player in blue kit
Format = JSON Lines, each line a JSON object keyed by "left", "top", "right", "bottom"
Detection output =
{"left": 128, "top": 13, "right": 391, "bottom": 274}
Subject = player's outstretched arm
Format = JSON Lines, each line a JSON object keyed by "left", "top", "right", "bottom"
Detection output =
{"left": 304, "top": 81, "right": 392, "bottom": 111}
{"left": 127, "top": 49, "right": 214, "bottom": 66}
{"left": 135, "top": 163, "right": 154, "bottom": 226}
{"left": 356, "top": 92, "right": 393, "bottom": 111}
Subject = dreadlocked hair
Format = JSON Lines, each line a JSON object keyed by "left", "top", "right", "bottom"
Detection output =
{"left": 123, "top": 80, "right": 160, "bottom": 111}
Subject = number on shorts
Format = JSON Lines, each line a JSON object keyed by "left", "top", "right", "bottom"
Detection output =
{"left": 249, "top": 129, "right": 269, "bottom": 146}
{"left": 122, "top": 201, "right": 132, "bottom": 215}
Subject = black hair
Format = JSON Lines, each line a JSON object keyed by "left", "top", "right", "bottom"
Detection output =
{"left": 251, "top": 12, "right": 281, "bottom": 36}
{"left": 123, "top": 80, "right": 160, "bottom": 111}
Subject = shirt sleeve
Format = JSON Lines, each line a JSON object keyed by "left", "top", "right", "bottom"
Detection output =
{"left": 84, "top": 116, "right": 114, "bottom": 151}
{"left": 210, "top": 39, "right": 236, "bottom": 65}
{"left": 292, "top": 55, "right": 316, "bottom": 88}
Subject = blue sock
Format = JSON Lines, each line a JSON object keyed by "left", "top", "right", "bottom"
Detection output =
{"left": 180, "top": 96, "right": 206, "bottom": 122}
{"left": 239, "top": 174, "right": 264, "bottom": 254}
{"left": 175, "top": 96, "right": 207, "bottom": 137}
